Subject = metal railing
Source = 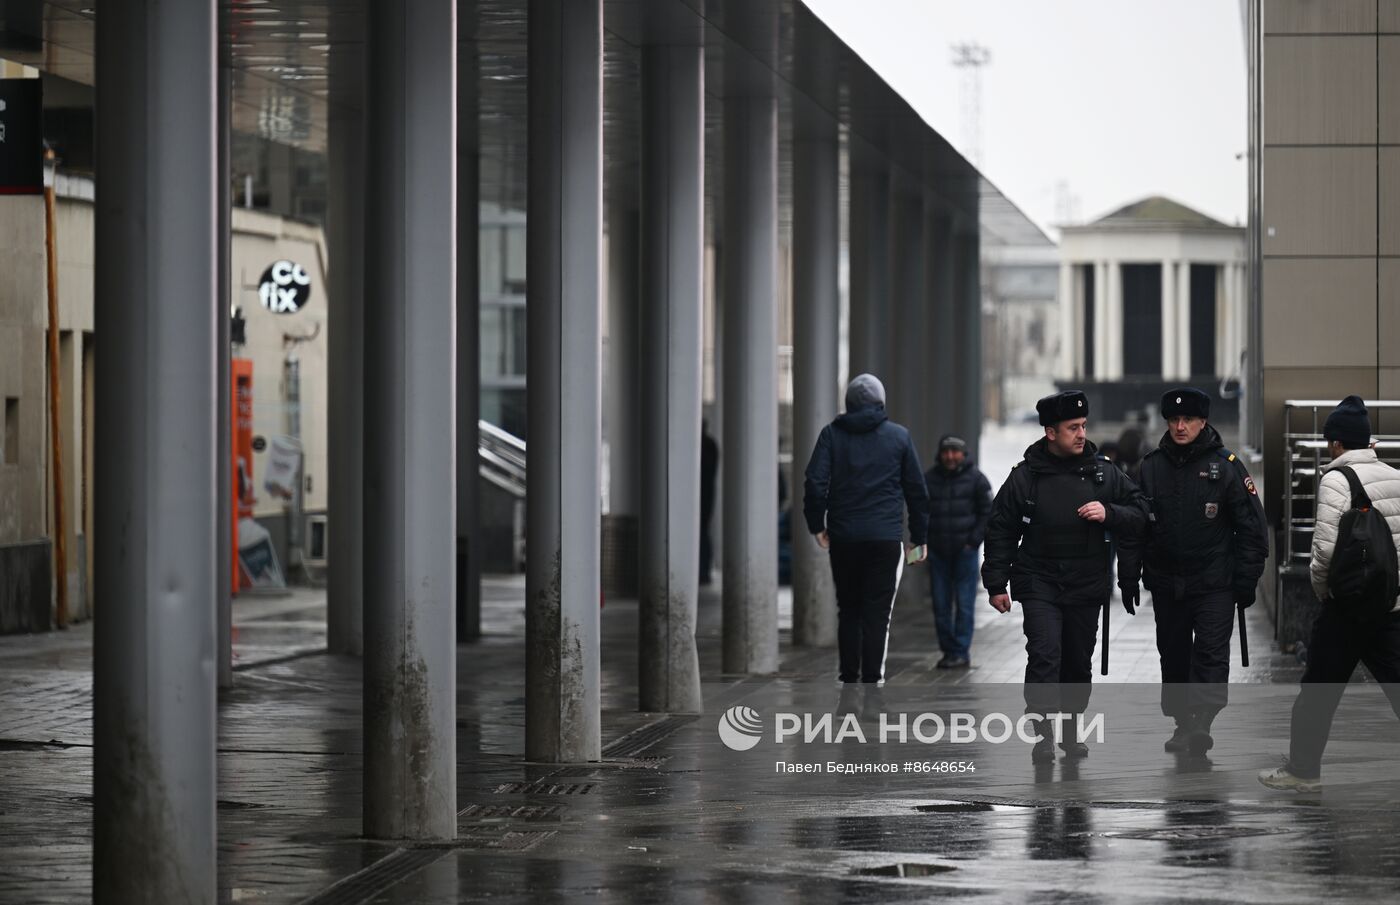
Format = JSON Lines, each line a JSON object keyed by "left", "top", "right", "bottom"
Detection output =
{"left": 1280, "top": 400, "right": 1400, "bottom": 569}
{"left": 479, "top": 418, "right": 526, "bottom": 498}
{"left": 479, "top": 419, "right": 526, "bottom": 570}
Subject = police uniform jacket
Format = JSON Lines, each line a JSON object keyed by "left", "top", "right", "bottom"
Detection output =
{"left": 1119, "top": 425, "right": 1268, "bottom": 599}
{"left": 981, "top": 438, "right": 1149, "bottom": 606}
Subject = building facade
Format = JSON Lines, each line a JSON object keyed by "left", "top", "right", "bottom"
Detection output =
{"left": 1058, "top": 196, "right": 1247, "bottom": 424}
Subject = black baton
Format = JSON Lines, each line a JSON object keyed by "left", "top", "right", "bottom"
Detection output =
{"left": 1101, "top": 600, "right": 1110, "bottom": 676}
{"left": 1238, "top": 605, "right": 1249, "bottom": 668}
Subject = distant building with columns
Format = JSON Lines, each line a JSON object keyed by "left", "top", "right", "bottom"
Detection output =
{"left": 1057, "top": 196, "right": 1246, "bottom": 423}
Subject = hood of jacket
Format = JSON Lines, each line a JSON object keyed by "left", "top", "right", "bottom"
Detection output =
{"left": 835, "top": 406, "right": 889, "bottom": 434}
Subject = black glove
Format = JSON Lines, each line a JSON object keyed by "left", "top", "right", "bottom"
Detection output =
{"left": 1119, "top": 583, "right": 1139, "bottom": 615}
{"left": 1235, "top": 586, "right": 1256, "bottom": 610}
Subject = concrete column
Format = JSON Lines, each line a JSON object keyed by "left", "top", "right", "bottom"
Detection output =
{"left": 890, "top": 184, "right": 925, "bottom": 447}
{"left": 1237, "top": 260, "right": 1248, "bottom": 378}
{"left": 848, "top": 150, "right": 890, "bottom": 380}
{"left": 94, "top": 0, "right": 218, "bottom": 897}
{"left": 637, "top": 42, "right": 704, "bottom": 711}
{"left": 606, "top": 208, "right": 640, "bottom": 517}
{"left": 925, "top": 206, "right": 956, "bottom": 450}
{"left": 526, "top": 0, "right": 603, "bottom": 760}
{"left": 954, "top": 228, "right": 983, "bottom": 456}
{"left": 1058, "top": 261, "right": 1075, "bottom": 379}
{"left": 217, "top": 24, "right": 233, "bottom": 689}
{"left": 458, "top": 28, "right": 482, "bottom": 640}
{"left": 327, "top": 10, "right": 366, "bottom": 656}
{"left": 1160, "top": 260, "right": 1177, "bottom": 381}
{"left": 721, "top": 90, "right": 779, "bottom": 676}
{"left": 791, "top": 108, "right": 839, "bottom": 648}
{"left": 1092, "top": 260, "right": 1108, "bottom": 380}
{"left": 362, "top": 0, "right": 457, "bottom": 839}
{"left": 1106, "top": 260, "right": 1123, "bottom": 380}
{"left": 1177, "top": 259, "right": 1192, "bottom": 378}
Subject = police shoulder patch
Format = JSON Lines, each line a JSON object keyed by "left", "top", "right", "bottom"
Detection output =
{"left": 1244, "top": 474, "right": 1257, "bottom": 495}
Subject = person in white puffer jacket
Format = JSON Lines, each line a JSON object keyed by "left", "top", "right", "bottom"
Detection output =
{"left": 1260, "top": 396, "right": 1400, "bottom": 793}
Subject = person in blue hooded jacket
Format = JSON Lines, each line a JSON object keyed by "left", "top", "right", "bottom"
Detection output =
{"left": 803, "top": 373, "right": 930, "bottom": 685}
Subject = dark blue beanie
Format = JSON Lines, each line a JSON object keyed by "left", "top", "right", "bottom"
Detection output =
{"left": 1323, "top": 395, "right": 1370, "bottom": 449}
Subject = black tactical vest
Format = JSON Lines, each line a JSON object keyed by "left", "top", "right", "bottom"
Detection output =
{"left": 1020, "top": 460, "right": 1110, "bottom": 560}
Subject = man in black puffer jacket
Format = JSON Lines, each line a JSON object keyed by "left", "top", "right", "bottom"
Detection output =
{"left": 924, "top": 435, "right": 992, "bottom": 669}
{"left": 983, "top": 390, "right": 1149, "bottom": 764}
{"left": 803, "top": 374, "right": 930, "bottom": 686}
{"left": 1118, "top": 388, "right": 1268, "bottom": 756}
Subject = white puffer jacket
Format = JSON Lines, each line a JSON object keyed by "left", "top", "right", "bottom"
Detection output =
{"left": 1310, "top": 447, "right": 1400, "bottom": 610}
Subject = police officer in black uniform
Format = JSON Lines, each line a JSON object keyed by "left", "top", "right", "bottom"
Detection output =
{"left": 983, "top": 391, "right": 1149, "bottom": 764}
{"left": 1118, "top": 388, "right": 1268, "bottom": 755}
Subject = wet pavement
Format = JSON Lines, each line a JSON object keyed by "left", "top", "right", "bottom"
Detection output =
{"left": 4, "top": 569, "right": 1400, "bottom": 903}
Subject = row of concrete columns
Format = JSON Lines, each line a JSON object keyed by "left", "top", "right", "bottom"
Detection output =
{"left": 847, "top": 150, "right": 982, "bottom": 463}
{"left": 91, "top": 0, "right": 982, "bottom": 895}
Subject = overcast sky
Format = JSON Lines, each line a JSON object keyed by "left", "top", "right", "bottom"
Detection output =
{"left": 802, "top": 0, "right": 1249, "bottom": 238}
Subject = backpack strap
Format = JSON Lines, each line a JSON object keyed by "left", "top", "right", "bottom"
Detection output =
{"left": 1336, "top": 465, "right": 1373, "bottom": 510}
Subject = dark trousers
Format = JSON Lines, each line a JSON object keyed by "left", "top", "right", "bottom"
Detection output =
{"left": 1152, "top": 588, "right": 1234, "bottom": 722}
{"left": 829, "top": 540, "right": 903, "bottom": 683}
{"left": 1022, "top": 598, "right": 1100, "bottom": 717}
{"left": 698, "top": 516, "right": 713, "bottom": 584}
{"left": 930, "top": 548, "right": 980, "bottom": 659}
{"left": 1287, "top": 608, "right": 1400, "bottom": 779}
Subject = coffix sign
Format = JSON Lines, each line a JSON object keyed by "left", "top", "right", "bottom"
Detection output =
{"left": 0, "top": 79, "right": 42, "bottom": 195}
{"left": 258, "top": 260, "right": 312, "bottom": 314}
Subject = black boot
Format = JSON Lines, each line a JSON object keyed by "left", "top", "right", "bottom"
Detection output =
{"left": 1058, "top": 714, "right": 1089, "bottom": 759}
{"left": 1031, "top": 721, "right": 1056, "bottom": 764}
{"left": 1186, "top": 712, "right": 1215, "bottom": 755}
{"left": 1164, "top": 719, "right": 1191, "bottom": 753}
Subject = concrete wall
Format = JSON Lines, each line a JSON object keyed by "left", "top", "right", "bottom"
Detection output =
{"left": 1258, "top": 0, "right": 1400, "bottom": 521}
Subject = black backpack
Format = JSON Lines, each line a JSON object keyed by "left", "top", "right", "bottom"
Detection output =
{"left": 1326, "top": 466, "right": 1400, "bottom": 622}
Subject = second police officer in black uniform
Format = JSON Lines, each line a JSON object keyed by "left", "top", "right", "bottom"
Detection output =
{"left": 1118, "top": 388, "right": 1269, "bottom": 755}
{"left": 983, "top": 391, "right": 1149, "bottom": 764}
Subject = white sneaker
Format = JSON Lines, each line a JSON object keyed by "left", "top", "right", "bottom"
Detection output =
{"left": 1257, "top": 764, "right": 1321, "bottom": 793}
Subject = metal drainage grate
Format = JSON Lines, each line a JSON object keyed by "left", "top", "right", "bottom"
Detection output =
{"left": 1095, "top": 826, "right": 1290, "bottom": 842}
{"left": 602, "top": 715, "right": 696, "bottom": 758}
{"left": 459, "top": 804, "right": 566, "bottom": 821}
{"left": 297, "top": 848, "right": 447, "bottom": 905}
{"left": 852, "top": 863, "right": 958, "bottom": 879}
{"left": 493, "top": 781, "right": 597, "bottom": 795}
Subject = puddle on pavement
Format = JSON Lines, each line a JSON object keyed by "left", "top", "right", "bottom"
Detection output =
{"left": 853, "top": 862, "right": 958, "bottom": 878}
{"left": 913, "top": 800, "right": 1027, "bottom": 813}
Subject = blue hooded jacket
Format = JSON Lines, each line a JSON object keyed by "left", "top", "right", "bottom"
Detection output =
{"left": 802, "top": 375, "right": 930, "bottom": 545}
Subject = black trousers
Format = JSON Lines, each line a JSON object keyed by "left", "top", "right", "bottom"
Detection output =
{"left": 1288, "top": 608, "right": 1400, "bottom": 778}
{"left": 1022, "top": 597, "right": 1100, "bottom": 717}
{"left": 1152, "top": 587, "right": 1234, "bottom": 721}
{"left": 829, "top": 540, "right": 903, "bottom": 683}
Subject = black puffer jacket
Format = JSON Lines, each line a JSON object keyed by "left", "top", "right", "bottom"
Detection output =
{"left": 802, "top": 405, "right": 930, "bottom": 545}
{"left": 1117, "top": 425, "right": 1268, "bottom": 599}
{"left": 923, "top": 461, "right": 993, "bottom": 558}
{"left": 981, "top": 438, "right": 1149, "bottom": 605}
